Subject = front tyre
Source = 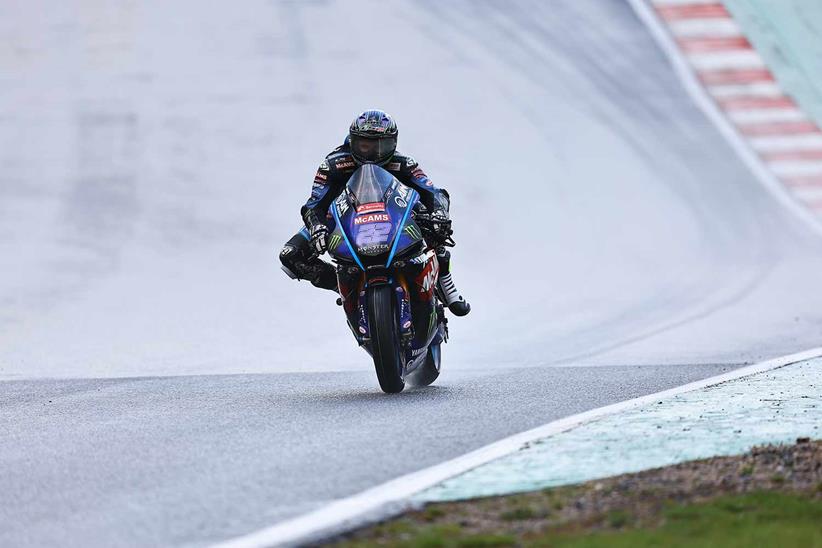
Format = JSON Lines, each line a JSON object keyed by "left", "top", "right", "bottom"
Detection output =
{"left": 368, "top": 285, "right": 405, "bottom": 393}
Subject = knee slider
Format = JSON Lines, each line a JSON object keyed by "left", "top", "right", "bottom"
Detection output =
{"left": 279, "top": 244, "right": 296, "bottom": 263}
{"left": 279, "top": 245, "right": 301, "bottom": 279}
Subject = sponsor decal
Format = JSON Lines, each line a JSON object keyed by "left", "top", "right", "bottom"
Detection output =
{"left": 356, "top": 222, "right": 392, "bottom": 246}
{"left": 415, "top": 253, "right": 440, "bottom": 299}
{"left": 411, "top": 167, "right": 426, "bottom": 179}
{"left": 386, "top": 162, "right": 401, "bottom": 171}
{"left": 335, "top": 159, "right": 356, "bottom": 169}
{"left": 319, "top": 160, "right": 329, "bottom": 171}
{"left": 406, "top": 156, "right": 417, "bottom": 168}
{"left": 411, "top": 347, "right": 426, "bottom": 357}
{"left": 327, "top": 234, "right": 342, "bottom": 251}
{"left": 335, "top": 194, "right": 350, "bottom": 215}
{"left": 396, "top": 185, "right": 411, "bottom": 199}
{"left": 402, "top": 320, "right": 412, "bottom": 329}
{"left": 358, "top": 243, "right": 390, "bottom": 254}
{"left": 426, "top": 180, "right": 433, "bottom": 187}
{"left": 357, "top": 202, "right": 385, "bottom": 214}
{"left": 395, "top": 196, "right": 407, "bottom": 208}
{"left": 314, "top": 172, "right": 327, "bottom": 181}
{"left": 404, "top": 225, "right": 423, "bottom": 241}
{"left": 421, "top": 267, "right": 437, "bottom": 293}
{"left": 428, "top": 308, "right": 437, "bottom": 336}
{"left": 359, "top": 303, "right": 368, "bottom": 334}
{"left": 354, "top": 213, "right": 390, "bottom": 225}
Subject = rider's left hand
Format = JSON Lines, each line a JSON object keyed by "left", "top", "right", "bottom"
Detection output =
{"left": 430, "top": 209, "right": 453, "bottom": 240}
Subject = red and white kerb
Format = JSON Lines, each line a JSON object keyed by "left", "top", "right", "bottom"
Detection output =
{"left": 652, "top": 0, "right": 822, "bottom": 212}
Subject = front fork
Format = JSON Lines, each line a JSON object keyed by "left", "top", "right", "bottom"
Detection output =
{"left": 337, "top": 265, "right": 413, "bottom": 349}
{"left": 337, "top": 251, "right": 440, "bottom": 353}
{"left": 395, "top": 285, "right": 414, "bottom": 349}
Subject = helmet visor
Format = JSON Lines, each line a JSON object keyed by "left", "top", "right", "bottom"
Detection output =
{"left": 350, "top": 134, "right": 397, "bottom": 164}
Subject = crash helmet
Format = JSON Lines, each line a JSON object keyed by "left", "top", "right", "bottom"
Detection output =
{"left": 348, "top": 109, "right": 398, "bottom": 165}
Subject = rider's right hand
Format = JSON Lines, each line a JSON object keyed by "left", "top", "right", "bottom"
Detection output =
{"left": 310, "top": 224, "right": 329, "bottom": 255}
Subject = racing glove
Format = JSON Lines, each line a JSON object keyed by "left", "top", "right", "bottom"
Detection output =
{"left": 415, "top": 208, "right": 454, "bottom": 247}
{"left": 309, "top": 224, "right": 329, "bottom": 255}
{"left": 302, "top": 208, "right": 329, "bottom": 255}
{"left": 430, "top": 209, "right": 453, "bottom": 242}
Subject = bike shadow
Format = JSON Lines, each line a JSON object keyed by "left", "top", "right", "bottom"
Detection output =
{"left": 321, "top": 383, "right": 453, "bottom": 405}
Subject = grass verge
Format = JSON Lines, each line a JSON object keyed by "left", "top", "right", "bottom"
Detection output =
{"left": 326, "top": 439, "right": 821, "bottom": 547}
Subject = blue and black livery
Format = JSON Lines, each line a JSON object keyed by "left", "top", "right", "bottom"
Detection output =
{"left": 330, "top": 164, "right": 446, "bottom": 393}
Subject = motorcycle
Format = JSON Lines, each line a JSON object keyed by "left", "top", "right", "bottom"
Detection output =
{"left": 325, "top": 164, "right": 448, "bottom": 393}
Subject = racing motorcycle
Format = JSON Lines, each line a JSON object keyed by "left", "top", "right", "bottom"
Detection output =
{"left": 325, "top": 164, "right": 448, "bottom": 393}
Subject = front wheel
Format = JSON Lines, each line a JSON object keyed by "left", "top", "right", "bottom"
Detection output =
{"left": 368, "top": 285, "right": 405, "bottom": 393}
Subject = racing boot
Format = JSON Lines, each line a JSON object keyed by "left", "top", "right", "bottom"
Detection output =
{"left": 436, "top": 247, "right": 470, "bottom": 316}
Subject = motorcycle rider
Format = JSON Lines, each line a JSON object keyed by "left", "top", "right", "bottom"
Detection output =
{"left": 279, "top": 109, "right": 471, "bottom": 316}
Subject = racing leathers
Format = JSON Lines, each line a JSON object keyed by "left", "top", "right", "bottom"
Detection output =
{"left": 279, "top": 141, "right": 470, "bottom": 316}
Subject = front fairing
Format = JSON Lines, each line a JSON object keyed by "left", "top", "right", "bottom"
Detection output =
{"left": 327, "top": 165, "right": 423, "bottom": 267}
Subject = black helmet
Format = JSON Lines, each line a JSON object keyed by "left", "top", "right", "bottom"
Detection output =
{"left": 349, "top": 109, "right": 398, "bottom": 165}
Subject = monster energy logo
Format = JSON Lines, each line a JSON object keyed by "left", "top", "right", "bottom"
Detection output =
{"left": 428, "top": 308, "right": 437, "bottom": 337}
{"left": 328, "top": 234, "right": 342, "bottom": 250}
{"left": 404, "top": 225, "right": 422, "bottom": 240}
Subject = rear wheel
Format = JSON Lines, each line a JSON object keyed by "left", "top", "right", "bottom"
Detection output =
{"left": 368, "top": 285, "right": 405, "bottom": 393}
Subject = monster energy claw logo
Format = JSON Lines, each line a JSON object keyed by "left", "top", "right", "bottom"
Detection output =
{"left": 428, "top": 309, "right": 437, "bottom": 337}
{"left": 328, "top": 234, "right": 342, "bottom": 251}
{"left": 404, "top": 225, "right": 422, "bottom": 240}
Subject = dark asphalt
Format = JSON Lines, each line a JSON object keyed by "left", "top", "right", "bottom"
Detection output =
{"left": 0, "top": 364, "right": 732, "bottom": 547}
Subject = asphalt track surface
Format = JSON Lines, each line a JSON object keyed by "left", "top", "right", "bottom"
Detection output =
{"left": 2, "top": 1, "right": 822, "bottom": 546}
{"left": 1, "top": 365, "right": 731, "bottom": 546}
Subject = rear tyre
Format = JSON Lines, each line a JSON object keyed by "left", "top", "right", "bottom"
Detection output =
{"left": 368, "top": 285, "right": 405, "bottom": 393}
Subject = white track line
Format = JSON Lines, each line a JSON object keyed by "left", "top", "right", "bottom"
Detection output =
{"left": 769, "top": 160, "right": 822, "bottom": 177}
{"left": 212, "top": 346, "right": 822, "bottom": 548}
{"left": 727, "top": 108, "right": 806, "bottom": 124}
{"left": 750, "top": 134, "right": 822, "bottom": 152}
{"left": 707, "top": 82, "right": 782, "bottom": 98}
{"left": 626, "top": 0, "right": 822, "bottom": 236}
{"left": 668, "top": 18, "right": 742, "bottom": 38}
{"left": 687, "top": 50, "right": 764, "bottom": 71}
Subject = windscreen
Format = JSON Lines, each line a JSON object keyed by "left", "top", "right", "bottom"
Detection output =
{"left": 346, "top": 164, "right": 396, "bottom": 207}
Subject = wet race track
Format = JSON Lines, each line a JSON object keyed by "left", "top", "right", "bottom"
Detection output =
{"left": 2, "top": 1, "right": 822, "bottom": 545}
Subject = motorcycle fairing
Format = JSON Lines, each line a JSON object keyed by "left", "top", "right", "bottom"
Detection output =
{"left": 327, "top": 165, "right": 424, "bottom": 268}
{"left": 328, "top": 193, "right": 360, "bottom": 268}
{"left": 328, "top": 164, "right": 442, "bottom": 376}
